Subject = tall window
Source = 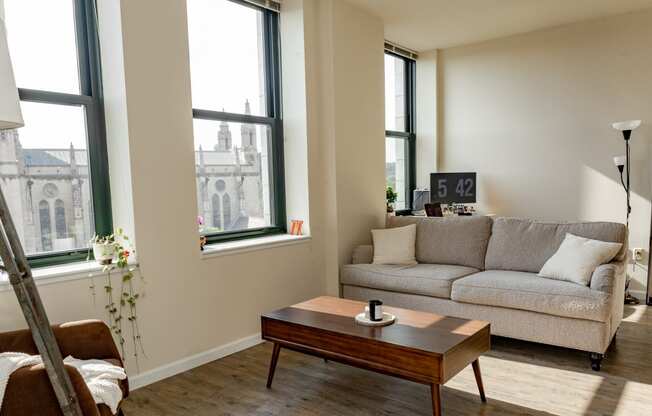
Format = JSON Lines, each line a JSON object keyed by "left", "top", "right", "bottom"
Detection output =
{"left": 187, "top": 0, "right": 285, "bottom": 244}
{"left": 1, "top": 0, "right": 111, "bottom": 266}
{"left": 385, "top": 52, "right": 416, "bottom": 211}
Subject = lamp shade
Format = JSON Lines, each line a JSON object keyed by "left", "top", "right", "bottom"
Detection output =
{"left": 0, "top": 17, "right": 23, "bottom": 130}
{"left": 612, "top": 120, "right": 641, "bottom": 131}
{"left": 613, "top": 155, "right": 626, "bottom": 168}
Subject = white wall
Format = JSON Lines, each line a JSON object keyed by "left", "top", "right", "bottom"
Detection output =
{"left": 435, "top": 9, "right": 652, "bottom": 294}
{"left": 0, "top": 0, "right": 386, "bottom": 378}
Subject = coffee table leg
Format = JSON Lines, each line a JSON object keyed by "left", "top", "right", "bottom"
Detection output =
{"left": 266, "top": 343, "right": 281, "bottom": 389}
{"left": 472, "top": 359, "right": 487, "bottom": 402}
{"left": 430, "top": 384, "right": 441, "bottom": 416}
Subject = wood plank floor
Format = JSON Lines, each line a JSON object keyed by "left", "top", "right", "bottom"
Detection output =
{"left": 123, "top": 304, "right": 652, "bottom": 415}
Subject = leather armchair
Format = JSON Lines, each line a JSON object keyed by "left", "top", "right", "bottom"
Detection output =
{"left": 0, "top": 320, "right": 128, "bottom": 416}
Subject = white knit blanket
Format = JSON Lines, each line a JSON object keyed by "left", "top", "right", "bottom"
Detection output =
{"left": 0, "top": 352, "right": 126, "bottom": 414}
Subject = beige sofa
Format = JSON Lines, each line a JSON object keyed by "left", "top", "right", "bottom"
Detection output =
{"left": 341, "top": 216, "right": 627, "bottom": 371}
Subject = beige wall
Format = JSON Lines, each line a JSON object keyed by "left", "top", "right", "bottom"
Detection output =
{"left": 416, "top": 49, "right": 438, "bottom": 188}
{"left": 436, "top": 9, "right": 652, "bottom": 293}
{"left": 0, "top": 0, "right": 386, "bottom": 378}
{"left": 330, "top": 0, "right": 386, "bottom": 292}
{"left": 312, "top": 0, "right": 386, "bottom": 294}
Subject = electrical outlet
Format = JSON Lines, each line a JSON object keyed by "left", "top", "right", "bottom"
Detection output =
{"left": 632, "top": 248, "right": 645, "bottom": 262}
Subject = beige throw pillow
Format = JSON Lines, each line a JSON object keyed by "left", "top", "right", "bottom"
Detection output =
{"left": 372, "top": 224, "right": 417, "bottom": 265}
{"left": 538, "top": 233, "right": 622, "bottom": 286}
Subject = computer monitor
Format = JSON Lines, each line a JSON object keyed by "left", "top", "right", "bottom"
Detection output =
{"left": 430, "top": 172, "right": 477, "bottom": 204}
{"left": 412, "top": 189, "right": 431, "bottom": 211}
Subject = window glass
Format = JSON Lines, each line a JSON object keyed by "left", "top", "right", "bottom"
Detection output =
{"left": 0, "top": 102, "right": 95, "bottom": 256}
{"left": 187, "top": 0, "right": 267, "bottom": 116}
{"left": 194, "top": 119, "right": 272, "bottom": 233}
{"left": 2, "top": 0, "right": 110, "bottom": 266}
{"left": 188, "top": 0, "right": 283, "bottom": 242}
{"left": 385, "top": 137, "right": 407, "bottom": 211}
{"left": 3, "top": 0, "right": 81, "bottom": 94}
{"left": 385, "top": 54, "right": 406, "bottom": 132}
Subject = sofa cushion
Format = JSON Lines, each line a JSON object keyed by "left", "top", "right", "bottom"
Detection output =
{"left": 372, "top": 224, "right": 417, "bottom": 265}
{"left": 450, "top": 270, "right": 611, "bottom": 322}
{"left": 538, "top": 233, "right": 622, "bottom": 286}
{"left": 485, "top": 218, "right": 627, "bottom": 273}
{"left": 341, "top": 263, "right": 479, "bottom": 299}
{"left": 387, "top": 216, "right": 493, "bottom": 270}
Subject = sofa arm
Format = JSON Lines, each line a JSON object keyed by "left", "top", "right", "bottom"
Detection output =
{"left": 0, "top": 363, "right": 100, "bottom": 416}
{"left": 352, "top": 245, "right": 373, "bottom": 264}
{"left": 590, "top": 261, "right": 626, "bottom": 294}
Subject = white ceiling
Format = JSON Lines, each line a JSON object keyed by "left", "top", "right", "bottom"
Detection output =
{"left": 345, "top": 0, "right": 652, "bottom": 51}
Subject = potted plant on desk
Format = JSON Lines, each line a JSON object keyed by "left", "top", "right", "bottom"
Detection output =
{"left": 91, "top": 234, "right": 117, "bottom": 265}
{"left": 386, "top": 186, "right": 398, "bottom": 213}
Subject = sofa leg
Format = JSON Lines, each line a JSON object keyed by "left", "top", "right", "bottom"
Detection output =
{"left": 589, "top": 353, "right": 603, "bottom": 371}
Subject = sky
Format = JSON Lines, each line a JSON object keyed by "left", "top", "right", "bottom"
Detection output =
{"left": 385, "top": 54, "right": 402, "bottom": 163}
{"left": 4, "top": 0, "right": 87, "bottom": 149}
{"left": 187, "top": 0, "right": 266, "bottom": 151}
{"left": 5, "top": 0, "right": 397, "bottom": 158}
{"left": 3, "top": 0, "right": 265, "bottom": 153}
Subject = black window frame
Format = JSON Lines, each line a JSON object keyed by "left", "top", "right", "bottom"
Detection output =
{"left": 12, "top": 0, "right": 112, "bottom": 268}
{"left": 385, "top": 51, "right": 416, "bottom": 213}
{"left": 190, "top": 0, "right": 286, "bottom": 245}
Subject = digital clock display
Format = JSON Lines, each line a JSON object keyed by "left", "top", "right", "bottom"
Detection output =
{"left": 430, "top": 172, "right": 477, "bottom": 204}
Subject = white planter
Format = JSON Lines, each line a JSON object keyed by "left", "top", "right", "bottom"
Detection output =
{"left": 93, "top": 242, "right": 116, "bottom": 265}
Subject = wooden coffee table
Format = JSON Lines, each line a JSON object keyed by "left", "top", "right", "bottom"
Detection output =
{"left": 261, "top": 296, "right": 490, "bottom": 416}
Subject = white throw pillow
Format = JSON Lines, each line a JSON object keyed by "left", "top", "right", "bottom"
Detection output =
{"left": 372, "top": 224, "right": 417, "bottom": 265}
{"left": 538, "top": 233, "right": 622, "bottom": 286}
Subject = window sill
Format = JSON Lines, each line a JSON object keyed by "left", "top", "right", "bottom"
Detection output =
{"left": 0, "top": 235, "right": 309, "bottom": 290}
{"left": 0, "top": 261, "right": 139, "bottom": 293}
{"left": 201, "top": 234, "right": 311, "bottom": 259}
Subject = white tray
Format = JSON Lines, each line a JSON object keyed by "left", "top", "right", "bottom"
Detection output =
{"left": 354, "top": 312, "right": 396, "bottom": 327}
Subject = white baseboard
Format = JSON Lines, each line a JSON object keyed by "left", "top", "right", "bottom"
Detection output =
{"left": 130, "top": 333, "right": 263, "bottom": 390}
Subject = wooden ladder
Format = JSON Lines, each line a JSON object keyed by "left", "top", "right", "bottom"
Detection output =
{"left": 0, "top": 187, "right": 83, "bottom": 416}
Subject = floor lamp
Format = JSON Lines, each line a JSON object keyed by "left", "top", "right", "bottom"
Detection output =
{"left": 0, "top": 16, "right": 84, "bottom": 416}
{"left": 611, "top": 120, "right": 648, "bottom": 305}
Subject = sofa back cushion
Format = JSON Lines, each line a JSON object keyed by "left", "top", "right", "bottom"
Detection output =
{"left": 387, "top": 215, "right": 493, "bottom": 269}
{"left": 485, "top": 217, "right": 627, "bottom": 273}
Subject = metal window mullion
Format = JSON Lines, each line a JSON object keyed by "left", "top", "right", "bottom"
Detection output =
{"left": 84, "top": 101, "right": 112, "bottom": 236}
{"left": 263, "top": 10, "right": 285, "bottom": 231}
{"left": 73, "top": 0, "right": 92, "bottom": 96}
{"left": 269, "top": 119, "right": 286, "bottom": 231}
{"left": 405, "top": 59, "right": 415, "bottom": 134}
{"left": 204, "top": 226, "right": 284, "bottom": 245}
{"left": 18, "top": 89, "right": 93, "bottom": 107}
{"left": 192, "top": 108, "right": 275, "bottom": 126}
{"left": 405, "top": 59, "right": 416, "bottom": 209}
{"left": 386, "top": 130, "right": 411, "bottom": 139}
{"left": 264, "top": 11, "right": 282, "bottom": 120}
{"left": 80, "top": 0, "right": 113, "bottom": 237}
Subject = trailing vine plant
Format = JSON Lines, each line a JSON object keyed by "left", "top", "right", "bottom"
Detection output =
{"left": 88, "top": 228, "right": 146, "bottom": 371}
